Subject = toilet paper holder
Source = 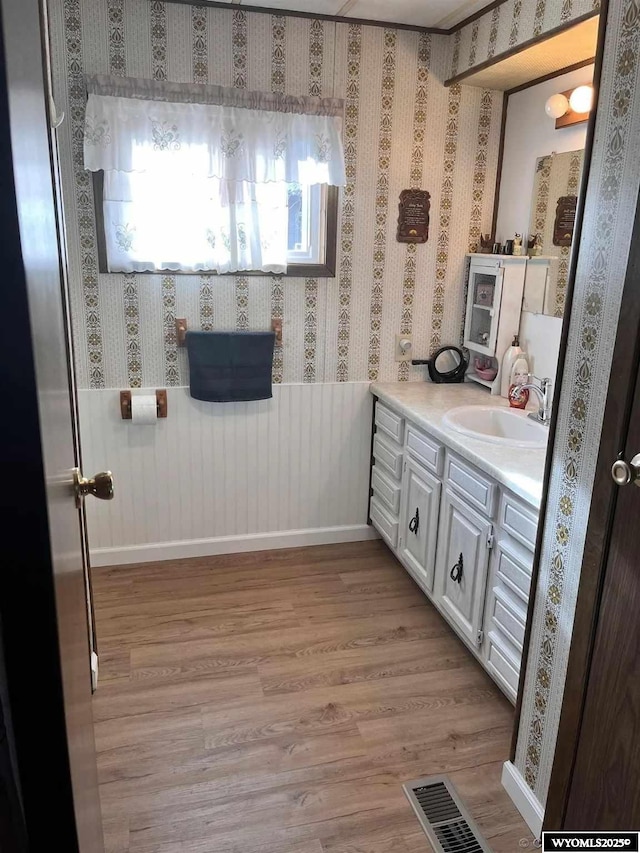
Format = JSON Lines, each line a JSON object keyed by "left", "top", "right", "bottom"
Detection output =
{"left": 120, "top": 389, "right": 168, "bottom": 420}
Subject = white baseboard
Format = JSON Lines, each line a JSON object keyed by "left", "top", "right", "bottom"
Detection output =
{"left": 90, "top": 524, "right": 379, "bottom": 567}
{"left": 502, "top": 761, "right": 544, "bottom": 839}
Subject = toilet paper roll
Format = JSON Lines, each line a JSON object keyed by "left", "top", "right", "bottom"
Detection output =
{"left": 130, "top": 394, "right": 157, "bottom": 425}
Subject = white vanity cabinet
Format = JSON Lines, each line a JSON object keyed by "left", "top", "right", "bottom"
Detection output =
{"left": 369, "top": 403, "right": 405, "bottom": 550}
{"left": 398, "top": 456, "right": 441, "bottom": 592}
{"left": 369, "top": 396, "right": 540, "bottom": 704}
{"left": 434, "top": 487, "right": 492, "bottom": 648}
{"left": 483, "top": 494, "right": 537, "bottom": 701}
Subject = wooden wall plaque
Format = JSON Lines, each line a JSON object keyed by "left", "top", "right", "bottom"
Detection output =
{"left": 397, "top": 189, "right": 430, "bottom": 243}
{"left": 553, "top": 195, "right": 578, "bottom": 246}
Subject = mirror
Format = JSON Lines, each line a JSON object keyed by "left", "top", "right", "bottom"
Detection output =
{"left": 524, "top": 148, "right": 585, "bottom": 318}
{"left": 425, "top": 346, "right": 468, "bottom": 384}
{"left": 435, "top": 348, "right": 462, "bottom": 373}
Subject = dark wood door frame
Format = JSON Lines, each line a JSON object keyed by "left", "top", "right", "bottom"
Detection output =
{"left": 542, "top": 165, "right": 640, "bottom": 831}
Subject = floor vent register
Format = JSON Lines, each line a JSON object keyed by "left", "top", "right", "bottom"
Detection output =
{"left": 403, "top": 775, "right": 494, "bottom": 853}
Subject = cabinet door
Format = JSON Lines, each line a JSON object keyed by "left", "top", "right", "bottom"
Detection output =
{"left": 463, "top": 261, "right": 504, "bottom": 357}
{"left": 399, "top": 456, "right": 441, "bottom": 592}
{"left": 435, "top": 487, "right": 492, "bottom": 647}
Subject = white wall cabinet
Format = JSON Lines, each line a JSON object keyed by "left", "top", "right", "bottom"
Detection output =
{"left": 398, "top": 456, "right": 441, "bottom": 592}
{"left": 434, "top": 488, "right": 492, "bottom": 648}
{"left": 464, "top": 254, "right": 527, "bottom": 394}
{"left": 369, "top": 397, "right": 539, "bottom": 703}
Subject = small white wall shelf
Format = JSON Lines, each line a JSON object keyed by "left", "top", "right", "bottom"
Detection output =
{"left": 463, "top": 254, "right": 527, "bottom": 394}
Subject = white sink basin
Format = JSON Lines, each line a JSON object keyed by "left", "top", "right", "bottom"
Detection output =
{"left": 442, "top": 405, "right": 548, "bottom": 449}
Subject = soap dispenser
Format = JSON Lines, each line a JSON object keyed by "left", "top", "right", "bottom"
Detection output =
{"left": 500, "top": 335, "right": 523, "bottom": 398}
{"left": 508, "top": 355, "right": 530, "bottom": 409}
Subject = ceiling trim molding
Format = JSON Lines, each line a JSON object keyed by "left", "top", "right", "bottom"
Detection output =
{"left": 444, "top": 9, "right": 600, "bottom": 86}
{"left": 144, "top": 1, "right": 595, "bottom": 55}
{"left": 447, "top": 0, "right": 508, "bottom": 34}
{"left": 155, "top": 0, "right": 450, "bottom": 34}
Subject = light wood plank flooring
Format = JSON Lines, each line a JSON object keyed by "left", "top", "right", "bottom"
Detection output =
{"left": 92, "top": 540, "right": 533, "bottom": 853}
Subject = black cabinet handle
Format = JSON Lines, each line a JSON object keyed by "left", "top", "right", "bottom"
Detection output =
{"left": 409, "top": 507, "right": 420, "bottom": 535}
{"left": 450, "top": 552, "right": 464, "bottom": 584}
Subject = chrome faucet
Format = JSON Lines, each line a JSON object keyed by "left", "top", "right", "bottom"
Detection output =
{"left": 521, "top": 375, "right": 553, "bottom": 425}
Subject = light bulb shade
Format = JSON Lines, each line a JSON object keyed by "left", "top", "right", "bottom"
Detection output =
{"left": 545, "top": 93, "right": 569, "bottom": 119}
{"left": 569, "top": 85, "right": 593, "bottom": 114}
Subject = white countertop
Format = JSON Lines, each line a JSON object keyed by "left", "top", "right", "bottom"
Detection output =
{"left": 370, "top": 381, "right": 547, "bottom": 510}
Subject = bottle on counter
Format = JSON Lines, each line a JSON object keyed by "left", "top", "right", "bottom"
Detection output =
{"left": 508, "top": 355, "right": 530, "bottom": 409}
{"left": 500, "top": 334, "right": 523, "bottom": 398}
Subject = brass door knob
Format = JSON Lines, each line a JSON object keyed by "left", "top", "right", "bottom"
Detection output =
{"left": 73, "top": 468, "right": 114, "bottom": 507}
{"left": 611, "top": 454, "right": 640, "bottom": 487}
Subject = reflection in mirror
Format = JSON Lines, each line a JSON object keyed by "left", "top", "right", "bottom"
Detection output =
{"left": 434, "top": 348, "right": 462, "bottom": 373}
{"left": 525, "top": 149, "right": 585, "bottom": 318}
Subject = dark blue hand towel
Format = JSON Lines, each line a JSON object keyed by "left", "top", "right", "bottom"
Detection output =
{"left": 185, "top": 331, "right": 275, "bottom": 402}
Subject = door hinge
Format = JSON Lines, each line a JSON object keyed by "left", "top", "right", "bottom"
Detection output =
{"left": 91, "top": 651, "right": 99, "bottom": 692}
{"left": 487, "top": 531, "right": 494, "bottom": 550}
{"left": 476, "top": 629, "right": 484, "bottom": 647}
{"left": 403, "top": 459, "right": 407, "bottom": 473}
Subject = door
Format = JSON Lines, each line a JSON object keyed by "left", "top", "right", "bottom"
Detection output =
{"left": 399, "top": 456, "right": 441, "bottom": 591}
{"left": 563, "top": 361, "right": 640, "bottom": 828}
{"left": 0, "top": 0, "right": 106, "bottom": 848}
{"left": 435, "top": 488, "right": 492, "bottom": 648}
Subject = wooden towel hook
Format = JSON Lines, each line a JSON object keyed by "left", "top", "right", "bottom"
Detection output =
{"left": 176, "top": 318, "right": 187, "bottom": 347}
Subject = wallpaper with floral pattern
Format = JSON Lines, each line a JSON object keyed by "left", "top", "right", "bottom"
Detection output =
{"left": 48, "top": 0, "right": 503, "bottom": 390}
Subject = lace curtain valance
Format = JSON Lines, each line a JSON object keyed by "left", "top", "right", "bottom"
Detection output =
{"left": 84, "top": 75, "right": 345, "bottom": 274}
{"left": 84, "top": 75, "right": 346, "bottom": 187}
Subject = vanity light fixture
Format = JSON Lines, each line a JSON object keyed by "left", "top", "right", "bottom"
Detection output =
{"left": 544, "top": 92, "right": 569, "bottom": 119}
{"left": 545, "top": 84, "right": 594, "bottom": 129}
{"left": 569, "top": 84, "right": 594, "bottom": 114}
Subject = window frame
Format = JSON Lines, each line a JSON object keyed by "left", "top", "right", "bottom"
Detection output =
{"left": 92, "top": 172, "right": 339, "bottom": 278}
{"left": 287, "top": 183, "right": 325, "bottom": 265}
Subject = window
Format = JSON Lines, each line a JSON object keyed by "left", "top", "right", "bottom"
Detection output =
{"left": 85, "top": 76, "right": 344, "bottom": 278}
{"left": 93, "top": 174, "right": 338, "bottom": 277}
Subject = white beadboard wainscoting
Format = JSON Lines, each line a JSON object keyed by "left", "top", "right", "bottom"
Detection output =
{"left": 78, "top": 382, "right": 377, "bottom": 566}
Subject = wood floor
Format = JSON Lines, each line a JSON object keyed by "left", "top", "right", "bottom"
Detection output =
{"left": 92, "top": 540, "right": 533, "bottom": 853}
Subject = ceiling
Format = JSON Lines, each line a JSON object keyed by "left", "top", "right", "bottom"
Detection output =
{"left": 455, "top": 15, "right": 599, "bottom": 90}
{"left": 213, "top": 0, "right": 492, "bottom": 30}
